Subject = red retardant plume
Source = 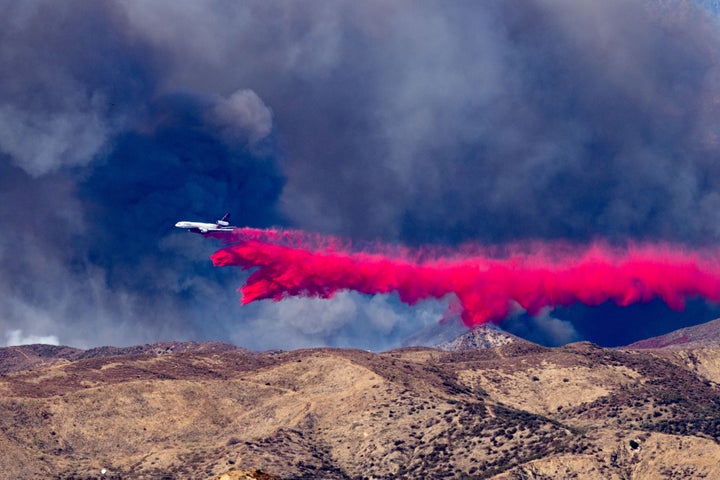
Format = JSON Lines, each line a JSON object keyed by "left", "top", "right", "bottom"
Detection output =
{"left": 210, "top": 228, "right": 720, "bottom": 327}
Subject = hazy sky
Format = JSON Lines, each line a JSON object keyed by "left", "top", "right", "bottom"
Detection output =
{"left": 3, "top": 0, "right": 720, "bottom": 350}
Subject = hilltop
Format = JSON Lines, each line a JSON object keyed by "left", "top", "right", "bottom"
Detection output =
{"left": 435, "top": 324, "right": 523, "bottom": 351}
{"left": 0, "top": 342, "right": 241, "bottom": 375}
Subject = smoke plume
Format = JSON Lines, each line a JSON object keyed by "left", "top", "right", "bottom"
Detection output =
{"left": 212, "top": 228, "right": 720, "bottom": 327}
{"left": 4, "top": 0, "right": 720, "bottom": 349}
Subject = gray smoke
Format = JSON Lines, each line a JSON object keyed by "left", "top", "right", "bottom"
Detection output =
{"left": 2, "top": 0, "right": 720, "bottom": 349}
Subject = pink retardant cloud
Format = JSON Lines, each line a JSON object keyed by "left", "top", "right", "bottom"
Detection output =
{"left": 211, "top": 228, "right": 720, "bottom": 327}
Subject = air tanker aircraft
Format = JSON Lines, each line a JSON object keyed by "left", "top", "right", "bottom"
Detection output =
{"left": 175, "top": 214, "right": 237, "bottom": 233}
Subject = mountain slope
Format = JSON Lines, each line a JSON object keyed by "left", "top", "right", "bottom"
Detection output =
{"left": 1, "top": 340, "right": 720, "bottom": 479}
{"left": 625, "top": 317, "right": 720, "bottom": 349}
{"left": 0, "top": 341, "right": 242, "bottom": 375}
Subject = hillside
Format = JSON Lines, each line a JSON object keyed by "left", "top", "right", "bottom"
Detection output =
{"left": 1, "top": 337, "right": 720, "bottom": 479}
{"left": 626, "top": 317, "right": 720, "bottom": 349}
{"left": 0, "top": 342, "right": 241, "bottom": 375}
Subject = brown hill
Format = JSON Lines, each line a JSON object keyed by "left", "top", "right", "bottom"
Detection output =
{"left": 0, "top": 341, "right": 242, "bottom": 375}
{"left": 0, "top": 344, "right": 83, "bottom": 375}
{"left": 1, "top": 340, "right": 720, "bottom": 479}
{"left": 626, "top": 317, "right": 720, "bottom": 349}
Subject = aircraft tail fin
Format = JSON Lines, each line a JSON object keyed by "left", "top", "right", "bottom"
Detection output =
{"left": 217, "top": 213, "right": 230, "bottom": 226}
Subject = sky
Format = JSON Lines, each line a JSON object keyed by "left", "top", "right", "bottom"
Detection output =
{"left": 3, "top": 0, "right": 720, "bottom": 350}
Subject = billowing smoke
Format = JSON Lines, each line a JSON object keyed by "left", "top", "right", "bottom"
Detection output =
{"left": 4, "top": 0, "right": 720, "bottom": 349}
{"left": 212, "top": 228, "right": 720, "bottom": 327}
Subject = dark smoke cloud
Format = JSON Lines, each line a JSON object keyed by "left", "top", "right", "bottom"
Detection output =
{"left": 0, "top": 1, "right": 284, "bottom": 347}
{"left": 117, "top": 0, "right": 720, "bottom": 243}
{"left": 0, "top": 1, "right": 157, "bottom": 176}
{"left": 3, "top": 0, "right": 720, "bottom": 349}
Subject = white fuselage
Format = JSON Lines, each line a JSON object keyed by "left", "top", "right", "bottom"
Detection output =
{"left": 175, "top": 221, "right": 236, "bottom": 234}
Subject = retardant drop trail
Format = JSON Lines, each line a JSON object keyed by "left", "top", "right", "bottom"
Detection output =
{"left": 210, "top": 228, "right": 720, "bottom": 327}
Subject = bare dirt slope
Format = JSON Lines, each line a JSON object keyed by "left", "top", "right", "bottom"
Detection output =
{"left": 1, "top": 339, "right": 720, "bottom": 479}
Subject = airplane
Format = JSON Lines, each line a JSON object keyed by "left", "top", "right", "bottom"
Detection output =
{"left": 175, "top": 214, "right": 237, "bottom": 233}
